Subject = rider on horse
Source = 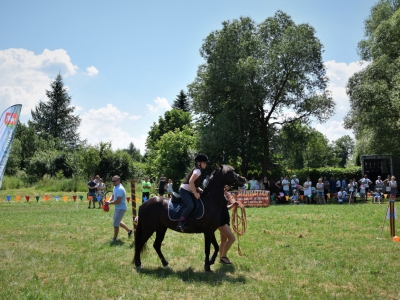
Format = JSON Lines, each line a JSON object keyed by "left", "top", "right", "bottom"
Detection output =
{"left": 176, "top": 153, "right": 209, "bottom": 232}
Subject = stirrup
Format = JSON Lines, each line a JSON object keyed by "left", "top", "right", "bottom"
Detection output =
{"left": 176, "top": 221, "right": 187, "bottom": 232}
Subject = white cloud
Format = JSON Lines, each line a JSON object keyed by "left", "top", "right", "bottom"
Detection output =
{"left": 147, "top": 97, "right": 171, "bottom": 114}
{"left": 0, "top": 48, "right": 77, "bottom": 116}
{"left": 312, "top": 60, "right": 371, "bottom": 141}
{"left": 78, "top": 104, "right": 146, "bottom": 153}
{"left": 86, "top": 66, "right": 99, "bottom": 76}
{"left": 315, "top": 120, "right": 354, "bottom": 141}
{"left": 128, "top": 115, "right": 141, "bottom": 121}
{"left": 324, "top": 60, "right": 370, "bottom": 109}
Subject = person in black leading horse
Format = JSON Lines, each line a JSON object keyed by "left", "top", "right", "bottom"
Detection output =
{"left": 176, "top": 153, "right": 208, "bottom": 232}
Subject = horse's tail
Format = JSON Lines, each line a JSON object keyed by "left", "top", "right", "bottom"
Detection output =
{"left": 134, "top": 207, "right": 148, "bottom": 255}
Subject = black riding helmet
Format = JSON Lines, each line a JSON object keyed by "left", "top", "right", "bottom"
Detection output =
{"left": 194, "top": 153, "right": 209, "bottom": 163}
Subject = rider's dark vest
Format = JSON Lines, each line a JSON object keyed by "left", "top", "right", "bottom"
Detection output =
{"left": 183, "top": 166, "right": 205, "bottom": 189}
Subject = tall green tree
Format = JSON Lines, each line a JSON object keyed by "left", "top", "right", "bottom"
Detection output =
{"left": 145, "top": 108, "right": 192, "bottom": 151}
{"left": 189, "top": 13, "right": 334, "bottom": 175}
{"left": 172, "top": 90, "right": 191, "bottom": 112}
{"left": 273, "top": 122, "right": 339, "bottom": 171}
{"left": 345, "top": 1, "right": 400, "bottom": 156}
{"left": 333, "top": 135, "right": 355, "bottom": 167}
{"left": 30, "top": 74, "right": 81, "bottom": 148}
{"left": 149, "top": 126, "right": 197, "bottom": 190}
{"left": 123, "top": 142, "right": 142, "bottom": 162}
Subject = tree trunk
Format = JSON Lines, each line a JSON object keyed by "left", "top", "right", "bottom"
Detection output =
{"left": 262, "top": 137, "right": 269, "bottom": 176}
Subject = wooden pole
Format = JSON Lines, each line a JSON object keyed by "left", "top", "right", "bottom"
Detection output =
{"left": 389, "top": 195, "right": 395, "bottom": 237}
{"left": 131, "top": 180, "right": 137, "bottom": 235}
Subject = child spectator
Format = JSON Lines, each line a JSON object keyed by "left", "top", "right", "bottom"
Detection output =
{"left": 290, "top": 189, "right": 300, "bottom": 205}
{"left": 373, "top": 188, "right": 382, "bottom": 204}
{"left": 316, "top": 178, "right": 325, "bottom": 204}
{"left": 348, "top": 179, "right": 355, "bottom": 204}
{"left": 167, "top": 179, "right": 173, "bottom": 198}
{"left": 303, "top": 176, "right": 312, "bottom": 205}
{"left": 359, "top": 183, "right": 366, "bottom": 202}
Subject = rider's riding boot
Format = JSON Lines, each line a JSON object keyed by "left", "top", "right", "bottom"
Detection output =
{"left": 176, "top": 218, "right": 187, "bottom": 232}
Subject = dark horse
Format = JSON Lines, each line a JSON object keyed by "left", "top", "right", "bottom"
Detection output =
{"left": 133, "top": 165, "right": 246, "bottom": 271}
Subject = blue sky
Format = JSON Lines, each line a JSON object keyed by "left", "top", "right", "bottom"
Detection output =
{"left": 0, "top": 0, "right": 377, "bottom": 153}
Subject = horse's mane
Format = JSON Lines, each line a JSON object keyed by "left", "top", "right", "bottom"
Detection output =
{"left": 202, "top": 165, "right": 235, "bottom": 195}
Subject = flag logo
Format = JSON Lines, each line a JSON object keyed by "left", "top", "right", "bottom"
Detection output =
{"left": 5, "top": 113, "right": 18, "bottom": 126}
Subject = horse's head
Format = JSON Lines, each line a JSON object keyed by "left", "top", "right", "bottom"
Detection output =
{"left": 215, "top": 164, "right": 246, "bottom": 188}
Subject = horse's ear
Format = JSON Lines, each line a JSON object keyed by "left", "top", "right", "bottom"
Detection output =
{"left": 219, "top": 164, "right": 223, "bottom": 169}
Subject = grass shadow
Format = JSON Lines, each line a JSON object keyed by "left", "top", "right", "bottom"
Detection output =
{"left": 109, "top": 240, "right": 125, "bottom": 247}
{"left": 136, "top": 265, "right": 245, "bottom": 285}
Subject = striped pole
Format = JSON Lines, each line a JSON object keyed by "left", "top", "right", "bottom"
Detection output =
{"left": 390, "top": 195, "right": 395, "bottom": 237}
{"left": 131, "top": 180, "right": 137, "bottom": 235}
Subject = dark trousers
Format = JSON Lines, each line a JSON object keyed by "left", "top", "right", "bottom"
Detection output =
{"left": 179, "top": 188, "right": 195, "bottom": 219}
{"left": 142, "top": 192, "right": 150, "bottom": 203}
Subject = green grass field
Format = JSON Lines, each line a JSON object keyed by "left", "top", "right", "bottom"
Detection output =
{"left": 0, "top": 191, "right": 399, "bottom": 300}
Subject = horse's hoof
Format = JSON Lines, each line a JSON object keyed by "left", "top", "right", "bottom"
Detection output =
{"left": 136, "top": 265, "right": 142, "bottom": 271}
{"left": 209, "top": 259, "right": 215, "bottom": 265}
{"left": 204, "top": 265, "right": 213, "bottom": 272}
{"left": 161, "top": 259, "right": 169, "bottom": 268}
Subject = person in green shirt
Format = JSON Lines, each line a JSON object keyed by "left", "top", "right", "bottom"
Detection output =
{"left": 142, "top": 177, "right": 151, "bottom": 203}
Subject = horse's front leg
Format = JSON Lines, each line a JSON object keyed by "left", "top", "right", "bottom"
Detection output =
{"left": 204, "top": 232, "right": 213, "bottom": 272}
{"left": 209, "top": 232, "right": 219, "bottom": 265}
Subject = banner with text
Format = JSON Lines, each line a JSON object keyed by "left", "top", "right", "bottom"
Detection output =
{"left": 0, "top": 104, "right": 22, "bottom": 189}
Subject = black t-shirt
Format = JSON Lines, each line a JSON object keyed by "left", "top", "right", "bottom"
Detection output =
{"left": 88, "top": 181, "right": 97, "bottom": 193}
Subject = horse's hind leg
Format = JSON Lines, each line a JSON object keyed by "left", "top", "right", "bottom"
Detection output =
{"left": 133, "top": 225, "right": 155, "bottom": 269}
{"left": 209, "top": 233, "right": 219, "bottom": 265}
{"left": 153, "top": 226, "right": 169, "bottom": 267}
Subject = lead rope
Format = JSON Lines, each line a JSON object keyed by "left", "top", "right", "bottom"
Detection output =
{"left": 224, "top": 190, "right": 247, "bottom": 256}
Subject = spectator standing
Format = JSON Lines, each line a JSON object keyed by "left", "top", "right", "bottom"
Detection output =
{"left": 157, "top": 174, "right": 167, "bottom": 196}
{"left": 359, "top": 182, "right": 366, "bottom": 202}
{"left": 97, "top": 178, "right": 105, "bottom": 208}
{"left": 330, "top": 176, "right": 337, "bottom": 195}
{"left": 352, "top": 178, "right": 358, "bottom": 202}
{"left": 348, "top": 179, "right": 355, "bottom": 204}
{"left": 263, "top": 177, "right": 270, "bottom": 191}
{"left": 303, "top": 176, "right": 312, "bottom": 204}
{"left": 389, "top": 176, "right": 397, "bottom": 198}
{"left": 167, "top": 179, "right": 173, "bottom": 198}
{"left": 87, "top": 176, "right": 98, "bottom": 209}
{"left": 275, "top": 177, "right": 283, "bottom": 195}
{"left": 336, "top": 177, "right": 341, "bottom": 192}
{"left": 323, "top": 176, "right": 330, "bottom": 200}
{"left": 244, "top": 179, "right": 249, "bottom": 190}
{"left": 342, "top": 177, "right": 347, "bottom": 192}
{"left": 316, "top": 178, "right": 325, "bottom": 204}
{"left": 384, "top": 175, "right": 391, "bottom": 195}
{"left": 105, "top": 175, "right": 133, "bottom": 243}
{"left": 359, "top": 175, "right": 372, "bottom": 196}
{"left": 375, "top": 176, "right": 383, "bottom": 191}
{"left": 249, "top": 177, "right": 258, "bottom": 190}
{"left": 282, "top": 175, "right": 290, "bottom": 196}
{"left": 290, "top": 175, "right": 299, "bottom": 195}
{"left": 141, "top": 177, "right": 151, "bottom": 203}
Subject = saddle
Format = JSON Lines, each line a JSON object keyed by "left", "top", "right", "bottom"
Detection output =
{"left": 168, "top": 192, "right": 204, "bottom": 221}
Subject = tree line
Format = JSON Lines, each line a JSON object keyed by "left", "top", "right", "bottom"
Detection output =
{"left": 5, "top": 1, "right": 399, "bottom": 190}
